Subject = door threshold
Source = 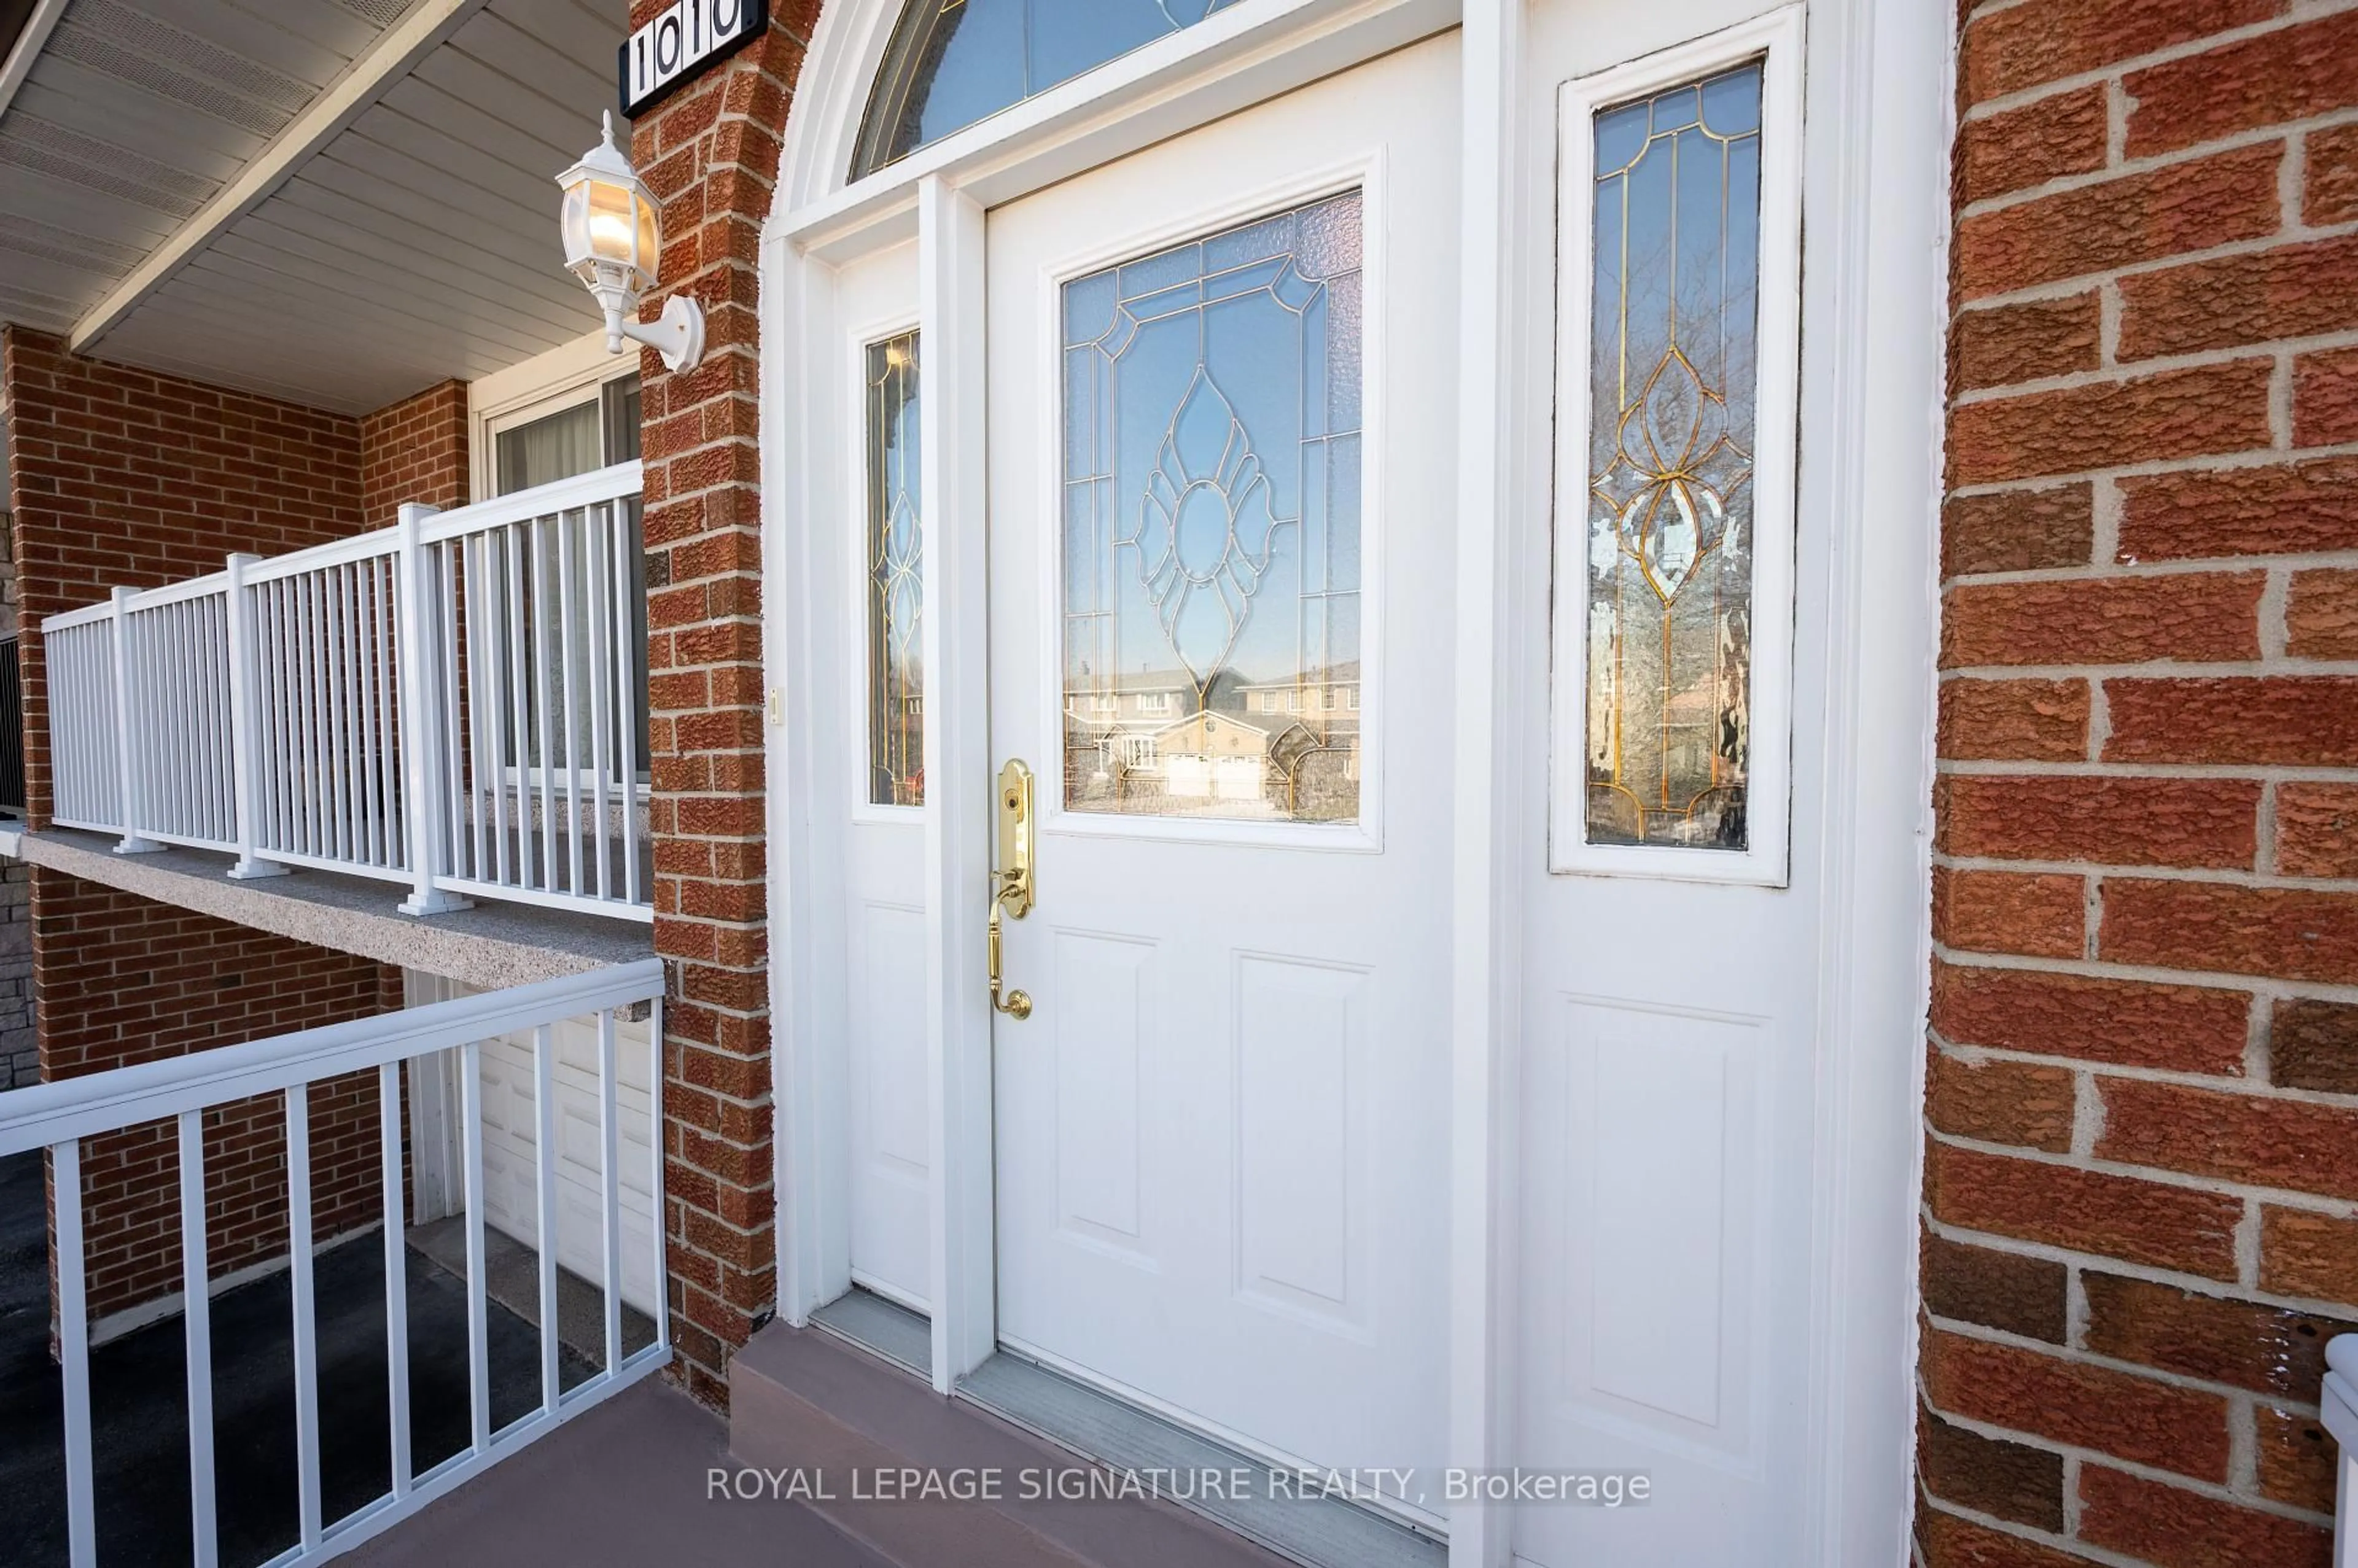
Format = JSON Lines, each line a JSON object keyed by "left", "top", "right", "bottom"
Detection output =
{"left": 957, "top": 1346, "right": 1445, "bottom": 1568}
{"left": 810, "top": 1284, "right": 933, "bottom": 1379}
{"left": 800, "top": 1289, "right": 1442, "bottom": 1568}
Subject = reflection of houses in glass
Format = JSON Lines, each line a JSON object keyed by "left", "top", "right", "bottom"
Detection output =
{"left": 1064, "top": 664, "right": 1360, "bottom": 821}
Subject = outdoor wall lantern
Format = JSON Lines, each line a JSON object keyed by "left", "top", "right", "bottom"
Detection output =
{"left": 558, "top": 112, "right": 703, "bottom": 372}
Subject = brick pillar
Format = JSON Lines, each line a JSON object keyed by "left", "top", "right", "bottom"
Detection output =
{"left": 628, "top": 0, "right": 819, "bottom": 1407}
{"left": 1921, "top": 5, "right": 2358, "bottom": 1566}
{"left": 361, "top": 378, "right": 470, "bottom": 527}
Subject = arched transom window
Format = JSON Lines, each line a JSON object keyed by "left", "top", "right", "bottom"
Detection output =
{"left": 851, "top": 0, "right": 1243, "bottom": 178}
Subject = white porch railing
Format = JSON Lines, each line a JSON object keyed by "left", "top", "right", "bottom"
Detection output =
{"left": 0, "top": 958, "right": 667, "bottom": 1568}
{"left": 42, "top": 462, "right": 650, "bottom": 920}
{"left": 2329, "top": 1336, "right": 2354, "bottom": 1567}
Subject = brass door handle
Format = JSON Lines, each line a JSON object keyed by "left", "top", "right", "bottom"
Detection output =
{"left": 989, "top": 759, "right": 1033, "bottom": 1020}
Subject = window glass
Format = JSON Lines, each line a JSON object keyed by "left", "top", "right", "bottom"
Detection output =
{"left": 1061, "top": 190, "right": 1363, "bottom": 824}
{"left": 866, "top": 333, "right": 924, "bottom": 805}
{"left": 495, "top": 397, "right": 601, "bottom": 494}
{"left": 853, "top": 0, "right": 1243, "bottom": 179}
{"left": 1581, "top": 63, "right": 1762, "bottom": 851}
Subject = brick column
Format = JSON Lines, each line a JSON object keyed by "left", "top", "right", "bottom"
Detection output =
{"left": 628, "top": 0, "right": 819, "bottom": 1406}
{"left": 1921, "top": 6, "right": 2358, "bottom": 1566}
{"left": 361, "top": 379, "right": 470, "bottom": 527}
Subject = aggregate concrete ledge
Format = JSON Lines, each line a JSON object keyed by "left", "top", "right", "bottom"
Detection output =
{"left": 0, "top": 828, "right": 652, "bottom": 988}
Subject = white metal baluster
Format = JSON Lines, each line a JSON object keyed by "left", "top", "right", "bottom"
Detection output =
{"left": 55, "top": 1137, "right": 96, "bottom": 1568}
{"left": 327, "top": 565, "right": 352, "bottom": 861}
{"left": 344, "top": 564, "right": 367, "bottom": 862}
{"left": 286, "top": 1085, "right": 323, "bottom": 1550}
{"left": 464, "top": 534, "right": 488, "bottom": 882}
{"left": 532, "top": 516, "right": 558, "bottom": 891}
{"left": 507, "top": 524, "right": 534, "bottom": 893}
{"left": 612, "top": 504, "right": 640, "bottom": 905}
{"left": 168, "top": 608, "right": 190, "bottom": 836}
{"left": 356, "top": 563, "right": 383, "bottom": 866}
{"left": 194, "top": 604, "right": 213, "bottom": 833}
{"left": 397, "top": 503, "right": 467, "bottom": 915}
{"left": 558, "top": 511, "right": 583, "bottom": 898}
{"left": 533, "top": 1023, "right": 559, "bottom": 1413}
{"left": 187, "top": 605, "right": 209, "bottom": 834}
{"left": 227, "top": 559, "right": 284, "bottom": 879}
{"left": 599, "top": 1007, "right": 621, "bottom": 1374}
{"left": 295, "top": 576, "right": 320, "bottom": 858}
{"left": 488, "top": 532, "right": 513, "bottom": 886}
{"left": 149, "top": 611, "right": 171, "bottom": 837}
{"left": 211, "top": 597, "right": 233, "bottom": 836}
{"left": 381, "top": 1061, "right": 413, "bottom": 1497}
{"left": 111, "top": 588, "right": 159, "bottom": 852}
{"left": 648, "top": 992, "right": 667, "bottom": 1352}
{"left": 270, "top": 581, "right": 296, "bottom": 853}
{"left": 2329, "top": 1338, "right": 2356, "bottom": 1568}
{"left": 588, "top": 505, "right": 612, "bottom": 901}
{"left": 462, "top": 1038, "right": 491, "bottom": 1453}
{"left": 179, "top": 1109, "right": 219, "bottom": 1567}
{"left": 282, "top": 579, "right": 306, "bottom": 853}
{"left": 442, "top": 541, "right": 466, "bottom": 879}
{"left": 376, "top": 557, "right": 403, "bottom": 869}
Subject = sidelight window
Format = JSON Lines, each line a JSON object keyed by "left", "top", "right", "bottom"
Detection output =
{"left": 1552, "top": 29, "right": 1800, "bottom": 884}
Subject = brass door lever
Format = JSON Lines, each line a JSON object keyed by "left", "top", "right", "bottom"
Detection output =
{"left": 989, "top": 759, "right": 1033, "bottom": 1020}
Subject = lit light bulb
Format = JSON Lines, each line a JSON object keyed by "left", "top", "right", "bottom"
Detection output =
{"left": 590, "top": 209, "right": 634, "bottom": 256}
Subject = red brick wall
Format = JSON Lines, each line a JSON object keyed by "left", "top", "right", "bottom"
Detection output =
{"left": 36, "top": 872, "right": 402, "bottom": 1325}
{"left": 360, "top": 378, "right": 470, "bottom": 529}
{"left": 1923, "top": 4, "right": 2358, "bottom": 1565}
{"left": 628, "top": 0, "right": 819, "bottom": 1406}
{"left": 0, "top": 336, "right": 426, "bottom": 1331}
{"left": 0, "top": 327, "right": 363, "bottom": 828}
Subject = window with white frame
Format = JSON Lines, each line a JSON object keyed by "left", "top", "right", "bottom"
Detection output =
{"left": 483, "top": 368, "right": 651, "bottom": 790}
{"left": 1550, "top": 15, "right": 1802, "bottom": 885}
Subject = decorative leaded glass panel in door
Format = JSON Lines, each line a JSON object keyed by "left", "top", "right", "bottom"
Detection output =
{"left": 868, "top": 332, "right": 924, "bottom": 806}
{"left": 1060, "top": 190, "right": 1363, "bottom": 823}
{"left": 1582, "top": 63, "right": 1763, "bottom": 851}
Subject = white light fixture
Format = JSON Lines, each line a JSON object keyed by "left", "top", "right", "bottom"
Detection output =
{"left": 558, "top": 111, "right": 703, "bottom": 372}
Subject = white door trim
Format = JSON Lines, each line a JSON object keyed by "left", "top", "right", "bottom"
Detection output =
{"left": 1448, "top": 5, "right": 1520, "bottom": 1562}
{"left": 757, "top": 2, "right": 1951, "bottom": 1562}
{"left": 914, "top": 173, "right": 996, "bottom": 1389}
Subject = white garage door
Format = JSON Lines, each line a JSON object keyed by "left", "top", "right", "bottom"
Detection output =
{"left": 413, "top": 974, "right": 660, "bottom": 1315}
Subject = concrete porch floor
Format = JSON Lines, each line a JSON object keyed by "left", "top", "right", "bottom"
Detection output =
{"left": 338, "top": 1376, "right": 886, "bottom": 1568}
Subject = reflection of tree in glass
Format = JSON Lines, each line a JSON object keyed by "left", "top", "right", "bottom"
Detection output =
{"left": 1583, "top": 64, "right": 1765, "bottom": 852}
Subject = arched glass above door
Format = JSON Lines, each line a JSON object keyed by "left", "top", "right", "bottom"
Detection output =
{"left": 851, "top": 0, "right": 1243, "bottom": 179}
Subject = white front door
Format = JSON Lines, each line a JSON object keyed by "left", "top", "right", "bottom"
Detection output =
{"left": 984, "top": 36, "right": 1460, "bottom": 1502}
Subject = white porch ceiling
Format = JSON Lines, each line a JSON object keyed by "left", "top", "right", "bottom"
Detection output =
{"left": 0, "top": 0, "right": 626, "bottom": 414}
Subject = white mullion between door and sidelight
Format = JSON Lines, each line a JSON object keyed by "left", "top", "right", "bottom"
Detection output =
{"left": 917, "top": 172, "right": 996, "bottom": 1393}
{"left": 1447, "top": 3, "right": 1524, "bottom": 1566}
{"left": 765, "top": 234, "right": 854, "bottom": 1327}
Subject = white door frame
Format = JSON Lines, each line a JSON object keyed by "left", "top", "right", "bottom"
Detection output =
{"left": 757, "top": 1, "right": 1952, "bottom": 1562}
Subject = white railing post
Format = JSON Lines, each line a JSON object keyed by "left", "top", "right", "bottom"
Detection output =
{"left": 395, "top": 504, "right": 470, "bottom": 916}
{"left": 2327, "top": 1337, "right": 2355, "bottom": 1568}
{"left": 225, "top": 554, "right": 287, "bottom": 880}
{"left": 108, "top": 588, "right": 161, "bottom": 854}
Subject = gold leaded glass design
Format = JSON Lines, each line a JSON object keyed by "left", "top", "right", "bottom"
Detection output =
{"left": 867, "top": 332, "right": 924, "bottom": 806}
{"left": 1061, "top": 190, "right": 1363, "bottom": 823}
{"left": 1582, "top": 63, "right": 1763, "bottom": 851}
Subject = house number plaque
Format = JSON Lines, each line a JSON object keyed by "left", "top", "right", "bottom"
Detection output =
{"left": 619, "top": 0, "right": 769, "bottom": 119}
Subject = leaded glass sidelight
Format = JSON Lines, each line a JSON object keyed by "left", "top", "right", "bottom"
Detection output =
{"left": 852, "top": 0, "right": 1245, "bottom": 179}
{"left": 1581, "top": 63, "right": 1764, "bottom": 852}
{"left": 867, "top": 332, "right": 924, "bottom": 807}
{"left": 1062, "top": 190, "right": 1364, "bottom": 825}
